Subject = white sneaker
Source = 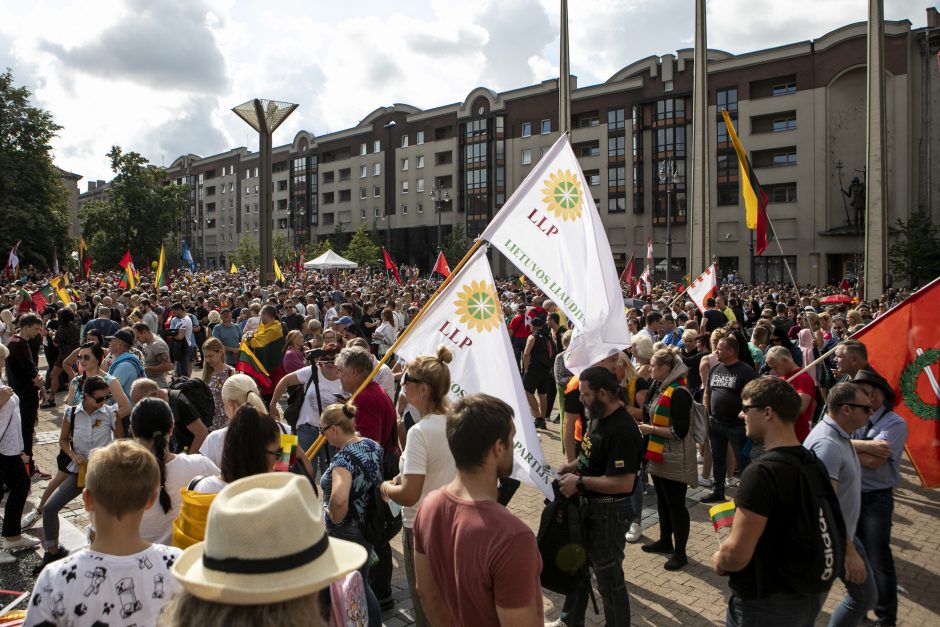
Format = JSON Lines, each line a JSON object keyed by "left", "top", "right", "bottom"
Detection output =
{"left": 21, "top": 510, "right": 39, "bottom": 530}
{"left": 0, "top": 552, "right": 15, "bottom": 565}
{"left": 625, "top": 522, "right": 642, "bottom": 543}
{"left": 697, "top": 452, "right": 704, "bottom": 463}
{"left": 544, "top": 620, "right": 567, "bottom": 627}
{"left": 727, "top": 477, "right": 740, "bottom": 488}
{"left": 698, "top": 475, "right": 713, "bottom": 488}
{"left": 2, "top": 536, "right": 40, "bottom": 551}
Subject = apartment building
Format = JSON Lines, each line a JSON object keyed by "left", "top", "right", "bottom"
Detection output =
{"left": 165, "top": 18, "right": 939, "bottom": 284}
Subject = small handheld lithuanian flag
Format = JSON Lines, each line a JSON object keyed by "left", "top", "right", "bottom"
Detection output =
{"left": 708, "top": 500, "right": 735, "bottom": 531}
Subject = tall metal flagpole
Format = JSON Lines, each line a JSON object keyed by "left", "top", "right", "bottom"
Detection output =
{"left": 559, "top": 0, "right": 571, "bottom": 135}
{"left": 863, "top": 0, "right": 888, "bottom": 298}
{"left": 764, "top": 214, "right": 799, "bottom": 292}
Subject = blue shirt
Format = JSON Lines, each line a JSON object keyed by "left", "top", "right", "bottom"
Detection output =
{"left": 108, "top": 353, "right": 143, "bottom": 401}
{"left": 321, "top": 438, "right": 383, "bottom": 530}
{"left": 852, "top": 407, "right": 908, "bottom": 492}
{"left": 804, "top": 416, "right": 861, "bottom": 537}
{"left": 212, "top": 323, "right": 243, "bottom": 366}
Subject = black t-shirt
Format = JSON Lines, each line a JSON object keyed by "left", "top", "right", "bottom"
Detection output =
{"left": 682, "top": 350, "right": 706, "bottom": 391}
{"left": 359, "top": 313, "right": 376, "bottom": 342}
{"left": 169, "top": 393, "right": 201, "bottom": 453}
{"left": 576, "top": 406, "right": 643, "bottom": 498}
{"left": 708, "top": 360, "right": 757, "bottom": 421}
{"left": 730, "top": 446, "right": 827, "bottom": 599}
{"left": 282, "top": 312, "right": 305, "bottom": 332}
{"left": 702, "top": 309, "right": 728, "bottom": 333}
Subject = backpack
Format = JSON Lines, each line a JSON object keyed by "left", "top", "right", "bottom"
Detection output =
{"left": 168, "top": 376, "right": 215, "bottom": 429}
{"left": 760, "top": 449, "right": 847, "bottom": 595}
{"left": 536, "top": 483, "right": 589, "bottom": 594}
{"left": 344, "top": 449, "right": 402, "bottom": 547}
{"left": 530, "top": 330, "right": 554, "bottom": 369}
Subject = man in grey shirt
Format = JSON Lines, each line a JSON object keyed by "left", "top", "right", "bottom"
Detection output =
{"left": 804, "top": 382, "right": 876, "bottom": 626}
{"left": 211, "top": 308, "right": 242, "bottom": 367}
{"left": 132, "top": 323, "right": 173, "bottom": 388}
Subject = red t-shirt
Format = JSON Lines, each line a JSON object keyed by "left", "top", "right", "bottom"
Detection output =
{"left": 413, "top": 488, "right": 543, "bottom": 626}
{"left": 353, "top": 381, "right": 398, "bottom": 452}
{"left": 508, "top": 314, "right": 530, "bottom": 339}
{"left": 782, "top": 369, "right": 816, "bottom": 442}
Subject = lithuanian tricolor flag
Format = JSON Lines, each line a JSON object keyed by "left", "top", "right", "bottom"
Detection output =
{"left": 118, "top": 250, "right": 137, "bottom": 289}
{"left": 708, "top": 500, "right": 736, "bottom": 531}
{"left": 721, "top": 110, "right": 769, "bottom": 256}
{"left": 50, "top": 275, "right": 71, "bottom": 305}
{"left": 31, "top": 284, "right": 55, "bottom": 311}
{"left": 155, "top": 244, "right": 168, "bottom": 289}
{"left": 235, "top": 320, "right": 285, "bottom": 395}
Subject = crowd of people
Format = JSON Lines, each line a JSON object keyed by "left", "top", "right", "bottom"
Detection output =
{"left": 0, "top": 265, "right": 914, "bottom": 626}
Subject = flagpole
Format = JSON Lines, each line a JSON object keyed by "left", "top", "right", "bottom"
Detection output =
{"left": 307, "top": 238, "right": 486, "bottom": 460}
{"left": 765, "top": 214, "right": 799, "bottom": 292}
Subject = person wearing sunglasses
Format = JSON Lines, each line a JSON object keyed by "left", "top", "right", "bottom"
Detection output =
{"left": 36, "top": 376, "right": 125, "bottom": 574}
{"left": 804, "top": 382, "right": 877, "bottom": 625}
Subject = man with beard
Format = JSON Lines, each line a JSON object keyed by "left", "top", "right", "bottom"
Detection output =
{"left": 550, "top": 367, "right": 644, "bottom": 627}
{"left": 413, "top": 394, "right": 543, "bottom": 626}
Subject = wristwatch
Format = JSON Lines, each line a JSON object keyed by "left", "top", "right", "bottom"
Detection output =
{"left": 576, "top": 476, "right": 585, "bottom": 494}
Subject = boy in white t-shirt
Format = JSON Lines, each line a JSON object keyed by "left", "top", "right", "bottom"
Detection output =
{"left": 26, "top": 440, "right": 182, "bottom": 626}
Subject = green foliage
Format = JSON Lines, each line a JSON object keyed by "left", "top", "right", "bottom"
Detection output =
{"left": 272, "top": 232, "right": 292, "bottom": 266}
{"left": 233, "top": 235, "right": 259, "bottom": 269}
{"left": 888, "top": 203, "right": 940, "bottom": 288}
{"left": 0, "top": 69, "right": 72, "bottom": 270}
{"left": 310, "top": 237, "right": 334, "bottom": 258}
{"left": 343, "top": 223, "right": 381, "bottom": 267}
{"left": 443, "top": 222, "right": 471, "bottom": 266}
{"left": 79, "top": 146, "right": 187, "bottom": 269}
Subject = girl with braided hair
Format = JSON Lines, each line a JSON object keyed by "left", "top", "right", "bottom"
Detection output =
{"left": 133, "top": 397, "right": 218, "bottom": 544}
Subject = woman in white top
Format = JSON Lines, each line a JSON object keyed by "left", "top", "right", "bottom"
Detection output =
{"left": 380, "top": 345, "right": 456, "bottom": 627}
{"left": 198, "top": 373, "right": 273, "bottom": 468}
{"left": 373, "top": 308, "right": 397, "bottom": 358}
{"left": 133, "top": 397, "right": 218, "bottom": 544}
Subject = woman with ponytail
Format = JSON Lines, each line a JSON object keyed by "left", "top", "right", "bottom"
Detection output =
{"left": 197, "top": 373, "right": 275, "bottom": 468}
{"left": 134, "top": 397, "right": 218, "bottom": 544}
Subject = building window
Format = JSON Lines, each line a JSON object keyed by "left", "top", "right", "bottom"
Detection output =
{"left": 374, "top": 163, "right": 381, "bottom": 176}
{"left": 772, "top": 149, "right": 797, "bottom": 167}
{"left": 608, "top": 195, "right": 626, "bottom": 213}
{"left": 402, "top": 204, "right": 407, "bottom": 215}
{"left": 373, "top": 140, "right": 381, "bottom": 153}
{"left": 401, "top": 158, "right": 408, "bottom": 171}
{"left": 772, "top": 82, "right": 797, "bottom": 96}
{"left": 416, "top": 155, "right": 425, "bottom": 168}
{"left": 767, "top": 183, "right": 797, "bottom": 203}
{"left": 360, "top": 143, "right": 367, "bottom": 156}
{"left": 586, "top": 172, "right": 600, "bottom": 187}
{"left": 717, "top": 87, "right": 738, "bottom": 112}
{"left": 361, "top": 208, "right": 366, "bottom": 219}
{"left": 716, "top": 154, "right": 739, "bottom": 183}
{"left": 772, "top": 115, "right": 797, "bottom": 132}
{"left": 360, "top": 187, "right": 367, "bottom": 200}
{"left": 417, "top": 178, "right": 425, "bottom": 193}
{"left": 608, "top": 136, "right": 625, "bottom": 158}
{"left": 401, "top": 181, "right": 409, "bottom": 194}
{"left": 373, "top": 185, "right": 381, "bottom": 197}
{"left": 580, "top": 144, "right": 600, "bottom": 158}
{"left": 465, "top": 142, "right": 487, "bottom": 165}
{"left": 655, "top": 127, "right": 686, "bottom": 157}
{"left": 608, "top": 108, "right": 625, "bottom": 130}
{"left": 360, "top": 165, "right": 367, "bottom": 178}
{"left": 656, "top": 98, "right": 685, "bottom": 121}
{"left": 521, "top": 149, "right": 532, "bottom": 165}
{"left": 540, "top": 146, "right": 549, "bottom": 158}
{"left": 254, "top": 167, "right": 259, "bottom": 177}
{"left": 375, "top": 207, "right": 380, "bottom": 218}
{"left": 608, "top": 166, "right": 625, "bottom": 189}
{"left": 541, "top": 119, "right": 551, "bottom": 134}
{"left": 254, "top": 185, "right": 258, "bottom": 195}
{"left": 663, "top": 80, "right": 674, "bottom": 92}
{"left": 521, "top": 122, "right": 532, "bottom": 138}
{"left": 755, "top": 255, "right": 797, "bottom": 283}
{"left": 717, "top": 185, "right": 738, "bottom": 206}
{"left": 401, "top": 135, "right": 409, "bottom": 148}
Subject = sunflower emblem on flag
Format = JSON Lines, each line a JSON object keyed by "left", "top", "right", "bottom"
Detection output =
{"left": 453, "top": 280, "right": 501, "bottom": 333}
{"left": 541, "top": 169, "right": 583, "bottom": 222}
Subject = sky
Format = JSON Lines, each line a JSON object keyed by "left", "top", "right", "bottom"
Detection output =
{"left": 0, "top": 0, "right": 930, "bottom": 183}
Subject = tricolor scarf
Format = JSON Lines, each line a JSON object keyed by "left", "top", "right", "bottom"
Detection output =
{"left": 645, "top": 377, "right": 686, "bottom": 462}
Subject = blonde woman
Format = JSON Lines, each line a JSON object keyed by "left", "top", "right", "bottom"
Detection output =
{"left": 200, "top": 337, "right": 234, "bottom": 431}
{"left": 381, "top": 346, "right": 456, "bottom": 627}
{"left": 631, "top": 334, "right": 655, "bottom": 381}
{"left": 197, "top": 373, "right": 272, "bottom": 468}
{"left": 282, "top": 330, "right": 307, "bottom": 375}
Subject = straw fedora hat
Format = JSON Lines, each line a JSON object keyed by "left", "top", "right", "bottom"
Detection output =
{"left": 173, "top": 473, "right": 366, "bottom": 605}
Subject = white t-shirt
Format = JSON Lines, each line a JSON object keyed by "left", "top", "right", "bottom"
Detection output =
{"left": 169, "top": 314, "right": 194, "bottom": 347}
{"left": 191, "top": 475, "right": 227, "bottom": 494}
{"left": 200, "top": 421, "right": 290, "bottom": 467}
{"left": 372, "top": 362, "right": 395, "bottom": 402}
{"left": 0, "top": 394, "right": 24, "bottom": 457}
{"left": 66, "top": 405, "right": 118, "bottom": 473}
{"left": 400, "top": 413, "right": 456, "bottom": 528}
{"left": 25, "top": 544, "right": 182, "bottom": 627}
{"left": 139, "top": 453, "right": 219, "bottom": 545}
{"left": 294, "top": 366, "right": 345, "bottom": 428}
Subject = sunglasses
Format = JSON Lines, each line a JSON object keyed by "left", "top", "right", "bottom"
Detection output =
{"left": 402, "top": 372, "right": 424, "bottom": 386}
{"left": 266, "top": 447, "right": 283, "bottom": 458}
{"left": 844, "top": 403, "right": 872, "bottom": 413}
{"left": 741, "top": 404, "right": 768, "bottom": 412}
{"left": 318, "top": 424, "right": 335, "bottom": 435}
{"left": 91, "top": 394, "right": 109, "bottom": 404}
{"left": 79, "top": 354, "right": 95, "bottom": 361}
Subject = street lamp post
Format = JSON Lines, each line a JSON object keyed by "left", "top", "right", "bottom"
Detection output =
{"left": 232, "top": 99, "right": 298, "bottom": 283}
{"left": 658, "top": 158, "right": 678, "bottom": 284}
{"left": 428, "top": 181, "right": 450, "bottom": 254}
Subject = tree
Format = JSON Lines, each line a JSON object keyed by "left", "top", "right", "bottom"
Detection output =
{"left": 0, "top": 69, "right": 72, "bottom": 270}
{"left": 888, "top": 204, "right": 940, "bottom": 289}
{"left": 310, "top": 237, "right": 334, "bottom": 258}
{"left": 343, "top": 223, "right": 381, "bottom": 267}
{"left": 233, "top": 236, "right": 259, "bottom": 269}
{"left": 272, "top": 232, "right": 292, "bottom": 266}
{"left": 79, "top": 146, "right": 187, "bottom": 270}
{"left": 443, "top": 222, "right": 471, "bottom": 266}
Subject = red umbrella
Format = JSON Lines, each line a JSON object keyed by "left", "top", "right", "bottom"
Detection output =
{"left": 820, "top": 294, "right": 853, "bottom": 304}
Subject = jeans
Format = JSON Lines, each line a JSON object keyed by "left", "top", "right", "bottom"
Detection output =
{"left": 652, "top": 475, "right": 690, "bottom": 556}
{"left": 708, "top": 420, "right": 748, "bottom": 494}
{"left": 328, "top": 524, "right": 382, "bottom": 627}
{"left": 175, "top": 345, "right": 195, "bottom": 377}
{"left": 296, "top": 423, "right": 332, "bottom": 476}
{"left": 727, "top": 591, "right": 823, "bottom": 627}
{"left": 826, "top": 536, "right": 876, "bottom": 626}
{"left": 17, "top": 391, "right": 38, "bottom": 472}
{"left": 856, "top": 489, "right": 898, "bottom": 624}
{"left": 369, "top": 541, "right": 393, "bottom": 601}
{"left": 0, "top": 454, "right": 30, "bottom": 538}
{"left": 560, "top": 498, "right": 633, "bottom": 627}
{"left": 42, "top": 473, "right": 83, "bottom": 549}
{"left": 629, "top": 460, "right": 647, "bottom": 525}
{"left": 402, "top": 527, "right": 430, "bottom": 627}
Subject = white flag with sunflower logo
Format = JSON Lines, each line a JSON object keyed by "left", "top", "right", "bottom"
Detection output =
{"left": 394, "top": 246, "right": 554, "bottom": 500}
{"left": 481, "top": 134, "right": 630, "bottom": 373}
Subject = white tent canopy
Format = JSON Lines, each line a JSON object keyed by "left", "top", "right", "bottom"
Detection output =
{"left": 303, "top": 249, "right": 358, "bottom": 269}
